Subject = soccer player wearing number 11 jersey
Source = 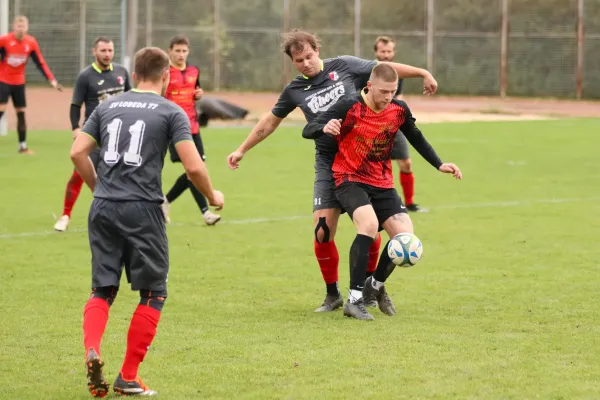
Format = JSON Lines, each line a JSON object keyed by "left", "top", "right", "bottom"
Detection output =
{"left": 70, "top": 47, "right": 224, "bottom": 397}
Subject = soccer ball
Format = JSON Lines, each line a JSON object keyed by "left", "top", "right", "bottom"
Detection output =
{"left": 387, "top": 232, "right": 423, "bottom": 267}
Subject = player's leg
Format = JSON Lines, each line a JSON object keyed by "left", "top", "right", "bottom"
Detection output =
{"left": 115, "top": 201, "right": 167, "bottom": 396}
{"left": 189, "top": 134, "right": 220, "bottom": 225}
{"left": 313, "top": 177, "right": 343, "bottom": 312}
{"left": 84, "top": 199, "right": 126, "bottom": 397}
{"left": 363, "top": 189, "right": 413, "bottom": 316}
{"left": 161, "top": 141, "right": 186, "bottom": 223}
{"left": 0, "top": 82, "right": 9, "bottom": 127}
{"left": 13, "top": 85, "right": 32, "bottom": 154}
{"left": 54, "top": 169, "right": 84, "bottom": 231}
{"left": 392, "top": 132, "right": 426, "bottom": 212}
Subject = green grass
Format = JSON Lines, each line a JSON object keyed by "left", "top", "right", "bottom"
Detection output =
{"left": 0, "top": 118, "right": 599, "bottom": 399}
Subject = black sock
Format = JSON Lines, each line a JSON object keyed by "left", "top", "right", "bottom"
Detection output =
{"left": 17, "top": 111, "right": 26, "bottom": 144}
{"left": 326, "top": 282, "right": 339, "bottom": 296}
{"left": 188, "top": 182, "right": 209, "bottom": 214}
{"left": 349, "top": 234, "right": 374, "bottom": 291}
{"left": 373, "top": 240, "right": 395, "bottom": 283}
{"left": 165, "top": 173, "right": 189, "bottom": 203}
{"left": 365, "top": 271, "right": 374, "bottom": 279}
{"left": 0, "top": 111, "right": 4, "bottom": 120}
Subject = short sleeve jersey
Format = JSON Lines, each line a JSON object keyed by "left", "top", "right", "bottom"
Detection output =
{"left": 82, "top": 90, "right": 193, "bottom": 202}
{"left": 271, "top": 55, "right": 376, "bottom": 156}
{"left": 72, "top": 62, "right": 131, "bottom": 122}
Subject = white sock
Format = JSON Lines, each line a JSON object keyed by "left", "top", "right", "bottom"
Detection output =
{"left": 372, "top": 278, "right": 384, "bottom": 291}
{"left": 349, "top": 289, "right": 363, "bottom": 303}
{"left": 19, "top": 141, "right": 26, "bottom": 150}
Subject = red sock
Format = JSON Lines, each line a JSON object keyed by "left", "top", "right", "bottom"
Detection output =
{"left": 367, "top": 233, "right": 382, "bottom": 274}
{"left": 63, "top": 170, "right": 84, "bottom": 217}
{"left": 400, "top": 172, "right": 415, "bottom": 206}
{"left": 121, "top": 305, "right": 161, "bottom": 381}
{"left": 314, "top": 241, "right": 340, "bottom": 284}
{"left": 83, "top": 297, "right": 110, "bottom": 357}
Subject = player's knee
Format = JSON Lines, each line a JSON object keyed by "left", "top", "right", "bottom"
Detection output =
{"left": 140, "top": 290, "right": 167, "bottom": 312}
{"left": 314, "top": 216, "right": 332, "bottom": 243}
{"left": 399, "top": 158, "right": 412, "bottom": 173}
{"left": 358, "top": 220, "right": 379, "bottom": 238}
{"left": 91, "top": 286, "right": 119, "bottom": 306}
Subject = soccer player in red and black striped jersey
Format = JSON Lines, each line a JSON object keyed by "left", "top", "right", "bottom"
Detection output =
{"left": 0, "top": 15, "right": 62, "bottom": 154}
{"left": 303, "top": 63, "right": 462, "bottom": 320}
{"left": 161, "top": 36, "right": 221, "bottom": 225}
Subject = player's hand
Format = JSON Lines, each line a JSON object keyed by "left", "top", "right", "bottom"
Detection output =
{"left": 51, "top": 79, "right": 63, "bottom": 92}
{"left": 227, "top": 150, "right": 245, "bottom": 170}
{"left": 194, "top": 88, "right": 204, "bottom": 100}
{"left": 323, "top": 119, "right": 342, "bottom": 136}
{"left": 208, "top": 190, "right": 224, "bottom": 210}
{"left": 72, "top": 128, "right": 81, "bottom": 140}
{"left": 423, "top": 73, "right": 438, "bottom": 96}
{"left": 439, "top": 163, "right": 462, "bottom": 180}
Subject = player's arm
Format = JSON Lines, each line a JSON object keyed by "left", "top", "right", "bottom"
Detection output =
{"left": 70, "top": 108, "right": 101, "bottom": 190}
{"left": 70, "top": 73, "right": 88, "bottom": 138}
{"left": 302, "top": 98, "right": 355, "bottom": 139}
{"left": 383, "top": 62, "right": 436, "bottom": 95}
{"left": 124, "top": 71, "right": 132, "bottom": 92}
{"left": 0, "top": 35, "right": 6, "bottom": 62}
{"left": 226, "top": 110, "right": 284, "bottom": 170}
{"left": 29, "top": 38, "right": 61, "bottom": 91}
{"left": 171, "top": 110, "right": 223, "bottom": 209}
{"left": 399, "top": 102, "right": 462, "bottom": 179}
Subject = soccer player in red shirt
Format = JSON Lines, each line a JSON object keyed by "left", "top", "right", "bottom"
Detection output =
{"left": 161, "top": 36, "right": 221, "bottom": 225}
{"left": 0, "top": 15, "right": 62, "bottom": 154}
{"left": 303, "top": 63, "right": 462, "bottom": 320}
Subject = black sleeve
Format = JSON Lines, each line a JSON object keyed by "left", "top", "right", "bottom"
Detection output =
{"left": 195, "top": 75, "right": 201, "bottom": 89}
{"left": 0, "top": 47, "right": 5, "bottom": 62}
{"left": 124, "top": 71, "right": 132, "bottom": 92}
{"left": 396, "top": 79, "right": 404, "bottom": 96}
{"left": 302, "top": 97, "right": 357, "bottom": 139}
{"left": 70, "top": 103, "right": 82, "bottom": 130}
{"left": 398, "top": 101, "right": 443, "bottom": 170}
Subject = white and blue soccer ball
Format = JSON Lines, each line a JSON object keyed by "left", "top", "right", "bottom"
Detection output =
{"left": 387, "top": 232, "right": 423, "bottom": 267}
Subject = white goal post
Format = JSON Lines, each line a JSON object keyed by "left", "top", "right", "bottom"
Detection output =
{"left": 0, "top": 0, "right": 8, "bottom": 136}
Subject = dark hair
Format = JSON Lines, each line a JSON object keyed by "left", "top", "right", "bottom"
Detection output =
{"left": 370, "top": 62, "right": 398, "bottom": 82}
{"left": 93, "top": 36, "right": 112, "bottom": 48}
{"left": 281, "top": 29, "right": 321, "bottom": 58}
{"left": 134, "top": 47, "right": 170, "bottom": 82}
{"left": 169, "top": 35, "right": 190, "bottom": 49}
{"left": 373, "top": 36, "right": 395, "bottom": 51}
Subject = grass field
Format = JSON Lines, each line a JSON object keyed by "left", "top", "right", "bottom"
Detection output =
{"left": 1, "top": 118, "right": 599, "bottom": 399}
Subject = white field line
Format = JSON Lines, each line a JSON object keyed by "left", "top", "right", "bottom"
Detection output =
{"left": 1, "top": 196, "right": 598, "bottom": 240}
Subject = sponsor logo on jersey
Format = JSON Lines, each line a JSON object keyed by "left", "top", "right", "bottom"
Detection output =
{"left": 306, "top": 81, "right": 346, "bottom": 114}
{"left": 117, "top": 76, "right": 125, "bottom": 85}
{"left": 6, "top": 55, "right": 27, "bottom": 67}
{"left": 97, "top": 80, "right": 105, "bottom": 85}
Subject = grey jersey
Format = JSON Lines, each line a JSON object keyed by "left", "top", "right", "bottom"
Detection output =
{"left": 73, "top": 62, "right": 131, "bottom": 121}
{"left": 271, "top": 55, "right": 376, "bottom": 156}
{"left": 82, "top": 90, "right": 193, "bottom": 202}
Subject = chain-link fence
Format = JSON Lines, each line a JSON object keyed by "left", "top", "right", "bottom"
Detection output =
{"left": 5, "top": 0, "right": 600, "bottom": 99}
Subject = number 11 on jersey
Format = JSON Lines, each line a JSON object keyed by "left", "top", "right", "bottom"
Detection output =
{"left": 124, "top": 120, "right": 145, "bottom": 166}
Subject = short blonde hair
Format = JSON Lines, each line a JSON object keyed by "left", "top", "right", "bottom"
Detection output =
{"left": 369, "top": 63, "right": 398, "bottom": 82}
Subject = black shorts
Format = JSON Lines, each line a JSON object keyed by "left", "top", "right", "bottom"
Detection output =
{"left": 335, "top": 182, "right": 406, "bottom": 226}
{"left": 88, "top": 199, "right": 169, "bottom": 293}
{"left": 169, "top": 133, "right": 205, "bottom": 163}
{"left": 391, "top": 131, "right": 410, "bottom": 160}
{"left": 0, "top": 82, "right": 26, "bottom": 108}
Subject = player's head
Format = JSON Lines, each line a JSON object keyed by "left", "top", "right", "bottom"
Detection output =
{"left": 168, "top": 36, "right": 190, "bottom": 67}
{"left": 92, "top": 37, "right": 114, "bottom": 68}
{"left": 133, "top": 47, "right": 171, "bottom": 96}
{"left": 366, "top": 63, "right": 398, "bottom": 111}
{"left": 374, "top": 36, "right": 395, "bottom": 62}
{"left": 281, "top": 29, "right": 321, "bottom": 78}
{"left": 12, "top": 15, "right": 29, "bottom": 39}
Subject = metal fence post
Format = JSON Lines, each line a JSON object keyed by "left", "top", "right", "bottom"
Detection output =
{"left": 0, "top": 0, "right": 9, "bottom": 136}
{"left": 576, "top": 0, "right": 584, "bottom": 99}
{"left": 146, "top": 0, "right": 153, "bottom": 47}
{"left": 426, "top": 0, "right": 434, "bottom": 73}
{"left": 354, "top": 0, "right": 361, "bottom": 57}
{"left": 213, "top": 0, "right": 221, "bottom": 91}
{"left": 282, "top": 0, "right": 290, "bottom": 88}
{"left": 500, "top": 0, "right": 509, "bottom": 97}
{"left": 79, "top": 0, "right": 86, "bottom": 72}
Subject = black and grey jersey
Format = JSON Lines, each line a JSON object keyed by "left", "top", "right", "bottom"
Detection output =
{"left": 271, "top": 55, "right": 376, "bottom": 156}
{"left": 82, "top": 90, "right": 193, "bottom": 203}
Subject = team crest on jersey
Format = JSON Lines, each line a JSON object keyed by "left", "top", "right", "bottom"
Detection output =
{"left": 329, "top": 71, "right": 339, "bottom": 81}
{"left": 117, "top": 76, "right": 125, "bottom": 85}
{"left": 187, "top": 77, "right": 196, "bottom": 83}
{"left": 24, "top": 45, "right": 29, "bottom": 52}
